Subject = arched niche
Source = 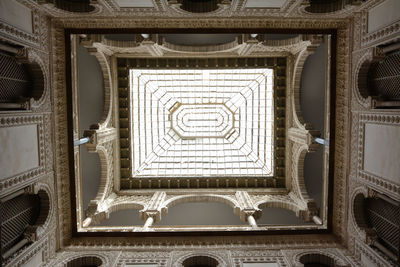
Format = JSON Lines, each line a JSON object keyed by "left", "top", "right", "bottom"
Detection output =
{"left": 48, "top": 0, "right": 95, "bottom": 13}
{"left": 368, "top": 51, "right": 400, "bottom": 108}
{"left": 175, "top": 253, "right": 226, "bottom": 267}
{"left": 0, "top": 50, "right": 45, "bottom": 111}
{"left": 356, "top": 47, "right": 400, "bottom": 108}
{"left": 0, "top": 194, "right": 40, "bottom": 259}
{"left": 299, "top": 253, "right": 336, "bottom": 267}
{"left": 0, "top": 186, "right": 51, "bottom": 262}
{"left": 177, "top": 0, "right": 220, "bottom": 13}
{"left": 352, "top": 190, "right": 399, "bottom": 263}
{"left": 304, "top": 0, "right": 362, "bottom": 14}
{"left": 167, "top": 0, "right": 230, "bottom": 15}
{"left": 183, "top": 255, "right": 219, "bottom": 267}
{"left": 65, "top": 256, "right": 103, "bottom": 267}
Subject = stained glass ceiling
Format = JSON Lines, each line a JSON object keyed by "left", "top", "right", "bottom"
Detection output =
{"left": 129, "top": 68, "right": 274, "bottom": 178}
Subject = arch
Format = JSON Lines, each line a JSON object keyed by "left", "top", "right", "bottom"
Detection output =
{"left": 179, "top": 0, "right": 220, "bottom": 13}
{"left": 0, "top": 182, "right": 53, "bottom": 261}
{"left": 51, "top": 0, "right": 95, "bottom": 13}
{"left": 0, "top": 194, "right": 40, "bottom": 259}
{"left": 299, "top": 253, "right": 335, "bottom": 266}
{"left": 87, "top": 196, "right": 145, "bottom": 225}
{"left": 287, "top": 142, "right": 317, "bottom": 220}
{"left": 88, "top": 143, "right": 114, "bottom": 205}
{"left": 163, "top": 194, "right": 239, "bottom": 211}
{"left": 256, "top": 200, "right": 302, "bottom": 216}
{"left": 303, "top": 0, "right": 358, "bottom": 14}
{"left": 350, "top": 188, "right": 375, "bottom": 243}
{"left": 294, "top": 251, "right": 349, "bottom": 267}
{"left": 368, "top": 51, "right": 400, "bottom": 107}
{"left": 63, "top": 254, "right": 106, "bottom": 267}
{"left": 84, "top": 49, "right": 113, "bottom": 129}
{"left": 291, "top": 38, "right": 322, "bottom": 129}
{"left": 354, "top": 51, "right": 375, "bottom": 108}
{"left": 29, "top": 184, "right": 53, "bottom": 240}
{"left": 183, "top": 255, "right": 219, "bottom": 267}
{"left": 350, "top": 189, "right": 400, "bottom": 261}
{"left": 108, "top": 201, "right": 145, "bottom": 214}
{"left": 25, "top": 50, "right": 49, "bottom": 110}
{"left": 0, "top": 50, "right": 47, "bottom": 110}
{"left": 294, "top": 143, "right": 315, "bottom": 204}
{"left": 175, "top": 252, "right": 227, "bottom": 267}
{"left": 167, "top": 0, "right": 230, "bottom": 16}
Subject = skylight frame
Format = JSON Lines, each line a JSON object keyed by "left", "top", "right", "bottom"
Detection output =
{"left": 129, "top": 68, "right": 274, "bottom": 179}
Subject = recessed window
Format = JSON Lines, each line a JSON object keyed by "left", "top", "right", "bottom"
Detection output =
{"left": 129, "top": 68, "right": 274, "bottom": 178}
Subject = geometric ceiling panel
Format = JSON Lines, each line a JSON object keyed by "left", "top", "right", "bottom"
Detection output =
{"left": 130, "top": 68, "right": 274, "bottom": 178}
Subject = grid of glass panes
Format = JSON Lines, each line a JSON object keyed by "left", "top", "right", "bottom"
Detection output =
{"left": 129, "top": 69, "right": 274, "bottom": 177}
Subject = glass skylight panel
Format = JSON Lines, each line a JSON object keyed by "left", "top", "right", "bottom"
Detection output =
{"left": 129, "top": 68, "right": 274, "bottom": 178}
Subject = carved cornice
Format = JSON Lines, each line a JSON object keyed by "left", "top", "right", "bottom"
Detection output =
{"left": 82, "top": 33, "right": 318, "bottom": 58}
{"left": 52, "top": 18, "right": 349, "bottom": 248}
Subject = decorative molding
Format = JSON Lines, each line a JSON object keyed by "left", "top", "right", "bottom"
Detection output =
{"left": 52, "top": 25, "right": 72, "bottom": 246}
{"left": 172, "top": 251, "right": 229, "bottom": 267}
{"left": 357, "top": 112, "right": 400, "bottom": 201}
{"left": 361, "top": 10, "right": 400, "bottom": 48}
{"left": 80, "top": 41, "right": 114, "bottom": 129}
{"left": 37, "top": 2, "right": 104, "bottom": 17}
{"left": 4, "top": 230, "right": 52, "bottom": 267}
{"left": 27, "top": 49, "right": 51, "bottom": 111}
{"left": 292, "top": 249, "right": 350, "bottom": 267}
{"left": 348, "top": 186, "right": 377, "bottom": 245}
{"left": 0, "top": 8, "right": 41, "bottom": 48}
{"left": 50, "top": 18, "right": 349, "bottom": 249}
{"left": 290, "top": 35, "right": 323, "bottom": 129}
{"left": 354, "top": 239, "right": 393, "bottom": 267}
{"left": 331, "top": 27, "right": 351, "bottom": 243}
{"left": 49, "top": 251, "right": 118, "bottom": 267}
{"left": 0, "top": 114, "right": 47, "bottom": 196}
{"left": 231, "top": 250, "right": 288, "bottom": 267}
{"left": 115, "top": 251, "right": 168, "bottom": 266}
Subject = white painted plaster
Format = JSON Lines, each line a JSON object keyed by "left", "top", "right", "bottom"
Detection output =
{"left": 0, "top": 125, "right": 39, "bottom": 179}
{"left": 368, "top": 0, "right": 400, "bottom": 33}
{"left": 364, "top": 123, "right": 400, "bottom": 185}
{"left": 243, "top": 263, "right": 279, "bottom": 267}
{"left": 116, "top": 0, "right": 154, "bottom": 8}
{"left": 22, "top": 249, "right": 42, "bottom": 267}
{"left": 245, "top": 0, "right": 286, "bottom": 8}
{"left": 361, "top": 253, "right": 378, "bottom": 267}
{"left": 0, "top": 0, "right": 33, "bottom": 33}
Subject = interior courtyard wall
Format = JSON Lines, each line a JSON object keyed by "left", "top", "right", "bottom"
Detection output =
{"left": 0, "top": 0, "right": 399, "bottom": 266}
{"left": 348, "top": 2, "right": 400, "bottom": 266}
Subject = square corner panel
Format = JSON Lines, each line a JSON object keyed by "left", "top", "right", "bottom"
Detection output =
{"left": 129, "top": 68, "right": 274, "bottom": 178}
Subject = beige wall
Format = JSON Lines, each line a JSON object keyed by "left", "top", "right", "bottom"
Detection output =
{"left": 0, "top": 125, "right": 39, "bottom": 180}
{"left": 364, "top": 123, "right": 400, "bottom": 186}
{"left": 0, "top": 0, "right": 33, "bottom": 33}
{"left": 368, "top": 0, "right": 400, "bottom": 33}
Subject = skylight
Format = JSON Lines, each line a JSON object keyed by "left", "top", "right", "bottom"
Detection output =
{"left": 129, "top": 68, "right": 274, "bottom": 178}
